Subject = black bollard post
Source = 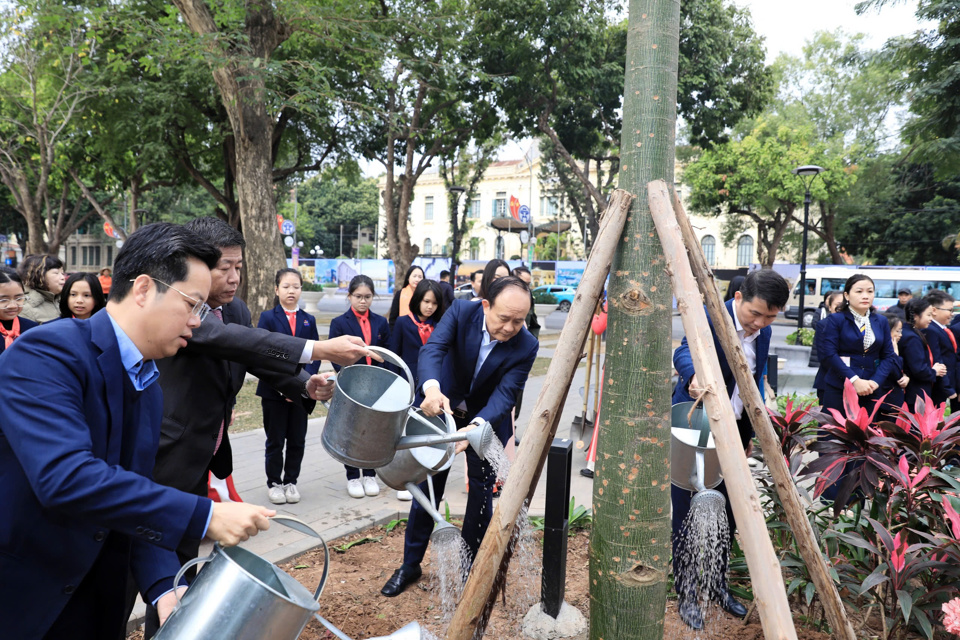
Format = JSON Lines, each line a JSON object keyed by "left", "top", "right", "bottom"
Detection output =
{"left": 541, "top": 437, "right": 573, "bottom": 618}
{"left": 767, "top": 353, "right": 779, "bottom": 395}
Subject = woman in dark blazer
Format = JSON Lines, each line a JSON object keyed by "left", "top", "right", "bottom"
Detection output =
{"left": 877, "top": 313, "right": 908, "bottom": 419}
{"left": 817, "top": 274, "right": 897, "bottom": 416}
{"left": 328, "top": 274, "right": 391, "bottom": 499}
{"left": 0, "top": 267, "right": 38, "bottom": 355}
{"left": 390, "top": 279, "right": 444, "bottom": 388}
{"left": 811, "top": 291, "right": 844, "bottom": 402}
{"left": 256, "top": 268, "right": 321, "bottom": 505}
{"left": 899, "top": 297, "right": 945, "bottom": 409}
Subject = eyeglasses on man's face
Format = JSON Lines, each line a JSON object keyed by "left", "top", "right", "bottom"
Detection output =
{"left": 0, "top": 295, "right": 26, "bottom": 310}
{"left": 130, "top": 277, "right": 209, "bottom": 321}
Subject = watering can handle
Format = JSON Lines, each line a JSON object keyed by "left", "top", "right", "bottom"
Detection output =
{"left": 172, "top": 552, "right": 215, "bottom": 607}
{"left": 366, "top": 346, "right": 416, "bottom": 405}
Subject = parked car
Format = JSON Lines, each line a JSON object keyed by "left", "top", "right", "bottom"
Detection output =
{"left": 454, "top": 282, "right": 477, "bottom": 300}
{"left": 532, "top": 285, "right": 576, "bottom": 312}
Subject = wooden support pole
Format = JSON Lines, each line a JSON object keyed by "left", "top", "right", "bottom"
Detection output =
{"left": 445, "top": 189, "right": 634, "bottom": 640}
{"left": 662, "top": 183, "right": 857, "bottom": 640}
{"left": 646, "top": 181, "right": 798, "bottom": 640}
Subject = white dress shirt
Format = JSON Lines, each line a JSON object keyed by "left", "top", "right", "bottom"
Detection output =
{"left": 423, "top": 313, "right": 498, "bottom": 424}
{"left": 730, "top": 301, "right": 759, "bottom": 420}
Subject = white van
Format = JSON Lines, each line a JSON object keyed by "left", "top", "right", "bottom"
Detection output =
{"left": 784, "top": 266, "right": 960, "bottom": 327}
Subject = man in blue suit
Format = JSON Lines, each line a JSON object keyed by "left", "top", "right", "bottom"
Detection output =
{"left": 0, "top": 224, "right": 278, "bottom": 640}
{"left": 381, "top": 276, "right": 539, "bottom": 596}
{"left": 924, "top": 290, "right": 958, "bottom": 406}
{"left": 671, "top": 269, "right": 789, "bottom": 629}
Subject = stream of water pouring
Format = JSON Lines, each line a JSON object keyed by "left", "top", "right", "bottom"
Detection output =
{"left": 675, "top": 493, "right": 731, "bottom": 636}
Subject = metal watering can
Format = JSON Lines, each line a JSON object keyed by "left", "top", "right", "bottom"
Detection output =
{"left": 321, "top": 346, "right": 494, "bottom": 468}
{"left": 154, "top": 516, "right": 423, "bottom": 640}
{"left": 670, "top": 401, "right": 725, "bottom": 508}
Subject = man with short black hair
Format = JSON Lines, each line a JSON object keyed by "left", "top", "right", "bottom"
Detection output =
{"left": 0, "top": 223, "right": 276, "bottom": 640}
{"left": 438, "top": 269, "right": 455, "bottom": 311}
{"left": 671, "top": 268, "right": 790, "bottom": 629}
{"left": 381, "top": 276, "right": 539, "bottom": 597}
{"left": 470, "top": 269, "right": 483, "bottom": 298}
{"left": 891, "top": 288, "right": 913, "bottom": 319}
{"left": 924, "top": 290, "right": 957, "bottom": 406}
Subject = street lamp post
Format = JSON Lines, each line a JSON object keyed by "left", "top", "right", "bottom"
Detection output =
{"left": 791, "top": 164, "right": 825, "bottom": 344}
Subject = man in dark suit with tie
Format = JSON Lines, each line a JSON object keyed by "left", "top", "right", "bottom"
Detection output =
{"left": 381, "top": 276, "right": 539, "bottom": 597}
{"left": 0, "top": 223, "right": 277, "bottom": 640}
{"left": 671, "top": 268, "right": 789, "bottom": 629}
{"left": 138, "top": 217, "right": 375, "bottom": 636}
{"left": 924, "top": 290, "right": 958, "bottom": 406}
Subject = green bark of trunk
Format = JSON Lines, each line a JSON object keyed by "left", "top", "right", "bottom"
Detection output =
{"left": 589, "top": 1, "right": 679, "bottom": 638}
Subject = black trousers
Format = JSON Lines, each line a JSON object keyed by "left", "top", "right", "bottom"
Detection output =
{"left": 262, "top": 398, "right": 309, "bottom": 487}
{"left": 45, "top": 534, "right": 130, "bottom": 640}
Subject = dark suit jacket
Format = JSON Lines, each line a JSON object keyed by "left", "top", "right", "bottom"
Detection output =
{"left": 328, "top": 309, "right": 390, "bottom": 373}
{"left": 0, "top": 316, "right": 38, "bottom": 356}
{"left": 417, "top": 299, "right": 539, "bottom": 440}
{"left": 817, "top": 309, "right": 896, "bottom": 392}
{"left": 439, "top": 280, "right": 455, "bottom": 311}
{"left": 389, "top": 314, "right": 437, "bottom": 387}
{"left": 154, "top": 298, "right": 313, "bottom": 492}
{"left": 0, "top": 311, "right": 209, "bottom": 639}
{"left": 926, "top": 322, "right": 957, "bottom": 403}
{"left": 672, "top": 299, "right": 770, "bottom": 405}
{"left": 901, "top": 324, "right": 937, "bottom": 407}
{"left": 255, "top": 305, "right": 321, "bottom": 399}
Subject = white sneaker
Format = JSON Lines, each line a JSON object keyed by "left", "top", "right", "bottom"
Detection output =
{"left": 347, "top": 478, "right": 365, "bottom": 498}
{"left": 284, "top": 484, "right": 301, "bottom": 504}
{"left": 362, "top": 476, "right": 380, "bottom": 496}
{"left": 268, "top": 485, "right": 286, "bottom": 504}
{"left": 397, "top": 490, "right": 413, "bottom": 501}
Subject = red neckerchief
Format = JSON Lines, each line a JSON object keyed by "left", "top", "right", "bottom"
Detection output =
{"left": 408, "top": 313, "right": 434, "bottom": 345}
{"left": 0, "top": 317, "right": 20, "bottom": 349}
{"left": 352, "top": 307, "right": 372, "bottom": 365}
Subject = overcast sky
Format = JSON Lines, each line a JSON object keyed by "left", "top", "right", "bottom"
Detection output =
{"left": 735, "top": 0, "right": 929, "bottom": 62}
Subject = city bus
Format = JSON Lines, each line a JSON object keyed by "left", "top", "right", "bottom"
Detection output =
{"left": 783, "top": 266, "right": 960, "bottom": 327}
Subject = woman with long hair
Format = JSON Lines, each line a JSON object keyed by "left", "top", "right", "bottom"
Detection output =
{"left": 59, "top": 272, "right": 106, "bottom": 320}
{"left": 900, "top": 297, "right": 946, "bottom": 409}
{"left": 0, "top": 267, "right": 38, "bottom": 354}
{"left": 878, "top": 313, "right": 909, "bottom": 418}
{"left": 18, "top": 254, "right": 65, "bottom": 323}
{"left": 816, "top": 273, "right": 897, "bottom": 415}
{"left": 388, "top": 265, "right": 425, "bottom": 328}
{"left": 479, "top": 259, "right": 510, "bottom": 300}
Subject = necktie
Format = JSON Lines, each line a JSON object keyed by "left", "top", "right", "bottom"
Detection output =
{"left": 285, "top": 309, "right": 297, "bottom": 335}
{"left": 211, "top": 307, "right": 226, "bottom": 454}
{"left": 946, "top": 327, "right": 958, "bottom": 352}
{"left": 353, "top": 310, "right": 372, "bottom": 365}
{"left": 0, "top": 317, "right": 20, "bottom": 349}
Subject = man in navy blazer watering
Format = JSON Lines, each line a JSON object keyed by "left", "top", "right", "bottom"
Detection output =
{"left": 671, "top": 268, "right": 789, "bottom": 629}
{"left": 381, "top": 276, "right": 539, "bottom": 597}
{"left": 0, "top": 224, "right": 277, "bottom": 640}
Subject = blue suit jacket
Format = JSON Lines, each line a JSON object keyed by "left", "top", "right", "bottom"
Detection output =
{"left": 0, "top": 310, "right": 209, "bottom": 639}
{"left": 327, "top": 309, "right": 391, "bottom": 372}
{"left": 417, "top": 299, "right": 539, "bottom": 440}
{"left": 901, "top": 324, "right": 937, "bottom": 407}
{"left": 817, "top": 309, "right": 896, "bottom": 392}
{"left": 389, "top": 314, "right": 437, "bottom": 387}
{"left": 926, "top": 323, "right": 957, "bottom": 403}
{"left": 672, "top": 299, "right": 769, "bottom": 405}
{"left": 255, "top": 305, "right": 321, "bottom": 398}
{"left": 0, "top": 316, "right": 38, "bottom": 356}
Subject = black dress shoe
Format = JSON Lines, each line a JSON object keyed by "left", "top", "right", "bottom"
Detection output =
{"left": 580, "top": 468, "right": 594, "bottom": 478}
{"left": 678, "top": 599, "right": 704, "bottom": 630}
{"left": 717, "top": 590, "right": 748, "bottom": 618}
{"left": 381, "top": 565, "right": 421, "bottom": 597}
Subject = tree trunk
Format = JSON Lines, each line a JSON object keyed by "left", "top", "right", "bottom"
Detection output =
{"left": 172, "top": 0, "right": 287, "bottom": 320}
{"left": 589, "top": 1, "right": 679, "bottom": 638}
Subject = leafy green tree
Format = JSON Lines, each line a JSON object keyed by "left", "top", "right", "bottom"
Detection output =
{"left": 292, "top": 168, "right": 379, "bottom": 259}
{"left": 684, "top": 117, "right": 855, "bottom": 266}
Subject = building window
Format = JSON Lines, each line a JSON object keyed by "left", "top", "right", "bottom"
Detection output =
{"left": 701, "top": 235, "right": 716, "bottom": 266}
{"left": 424, "top": 196, "right": 434, "bottom": 221}
{"left": 468, "top": 199, "right": 480, "bottom": 219}
{"left": 93, "top": 245, "right": 101, "bottom": 266}
{"left": 469, "top": 238, "right": 480, "bottom": 260}
{"left": 71, "top": 246, "right": 77, "bottom": 266}
{"left": 424, "top": 238, "right": 433, "bottom": 255}
{"left": 540, "top": 196, "right": 558, "bottom": 217}
{"left": 495, "top": 236, "right": 505, "bottom": 260}
{"left": 736, "top": 235, "right": 754, "bottom": 267}
{"left": 81, "top": 246, "right": 88, "bottom": 266}
{"left": 441, "top": 239, "right": 449, "bottom": 256}
{"left": 494, "top": 192, "right": 507, "bottom": 218}
{"left": 106, "top": 245, "right": 113, "bottom": 266}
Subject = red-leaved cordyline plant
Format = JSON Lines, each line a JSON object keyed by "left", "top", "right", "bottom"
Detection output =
{"left": 766, "top": 397, "right": 822, "bottom": 475}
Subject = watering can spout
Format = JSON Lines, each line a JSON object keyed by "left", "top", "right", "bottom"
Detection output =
{"left": 395, "top": 421, "right": 494, "bottom": 460}
{"left": 367, "top": 621, "right": 423, "bottom": 640}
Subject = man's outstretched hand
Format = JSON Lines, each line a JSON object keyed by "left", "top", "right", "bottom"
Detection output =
{"left": 313, "top": 336, "right": 383, "bottom": 367}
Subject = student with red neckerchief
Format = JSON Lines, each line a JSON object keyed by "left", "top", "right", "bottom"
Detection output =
{"left": 0, "top": 267, "right": 38, "bottom": 355}
{"left": 328, "top": 275, "right": 391, "bottom": 499}
{"left": 390, "top": 279, "right": 444, "bottom": 389}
